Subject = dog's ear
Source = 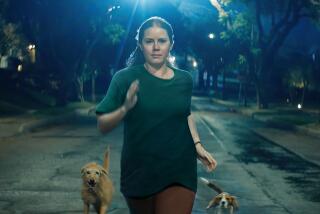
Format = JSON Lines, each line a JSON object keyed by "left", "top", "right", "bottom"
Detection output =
{"left": 81, "top": 167, "right": 85, "bottom": 176}
{"left": 230, "top": 196, "right": 239, "bottom": 209}
{"left": 206, "top": 199, "right": 215, "bottom": 209}
{"left": 206, "top": 197, "right": 219, "bottom": 209}
{"left": 98, "top": 166, "right": 109, "bottom": 176}
{"left": 101, "top": 169, "right": 109, "bottom": 175}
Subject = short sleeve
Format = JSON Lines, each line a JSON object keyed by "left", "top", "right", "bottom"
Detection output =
{"left": 95, "top": 75, "right": 125, "bottom": 115}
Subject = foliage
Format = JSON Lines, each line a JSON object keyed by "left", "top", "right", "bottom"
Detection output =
{"left": 103, "top": 24, "right": 125, "bottom": 45}
{"left": 0, "top": 22, "right": 27, "bottom": 55}
{"left": 210, "top": 0, "right": 320, "bottom": 107}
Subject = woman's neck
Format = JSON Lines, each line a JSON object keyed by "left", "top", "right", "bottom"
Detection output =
{"left": 144, "top": 63, "right": 169, "bottom": 76}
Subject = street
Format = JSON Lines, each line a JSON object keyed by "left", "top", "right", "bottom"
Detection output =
{"left": 0, "top": 97, "right": 319, "bottom": 214}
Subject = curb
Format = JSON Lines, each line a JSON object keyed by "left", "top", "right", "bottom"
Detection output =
{"left": 18, "top": 108, "right": 96, "bottom": 134}
{"left": 211, "top": 98, "right": 320, "bottom": 139}
{"left": 250, "top": 128, "right": 320, "bottom": 167}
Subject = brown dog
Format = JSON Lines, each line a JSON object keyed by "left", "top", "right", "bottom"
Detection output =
{"left": 200, "top": 177, "right": 238, "bottom": 214}
{"left": 81, "top": 146, "right": 114, "bottom": 214}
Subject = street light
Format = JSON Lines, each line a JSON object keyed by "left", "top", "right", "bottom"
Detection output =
{"left": 208, "top": 33, "right": 215, "bottom": 39}
{"left": 193, "top": 60, "right": 198, "bottom": 68}
{"left": 27, "top": 44, "right": 36, "bottom": 63}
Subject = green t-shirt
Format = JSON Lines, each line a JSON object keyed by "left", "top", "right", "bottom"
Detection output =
{"left": 96, "top": 64, "right": 197, "bottom": 197}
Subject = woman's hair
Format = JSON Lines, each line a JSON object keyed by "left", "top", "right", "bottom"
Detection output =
{"left": 126, "top": 16, "right": 174, "bottom": 67}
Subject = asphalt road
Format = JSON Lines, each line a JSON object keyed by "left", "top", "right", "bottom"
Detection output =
{"left": 0, "top": 97, "right": 319, "bottom": 213}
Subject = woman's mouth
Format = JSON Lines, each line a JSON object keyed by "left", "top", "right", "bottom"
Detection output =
{"left": 151, "top": 54, "right": 162, "bottom": 58}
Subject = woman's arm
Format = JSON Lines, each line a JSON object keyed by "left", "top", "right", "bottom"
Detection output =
{"left": 97, "top": 105, "right": 127, "bottom": 134}
{"left": 97, "top": 79, "right": 139, "bottom": 134}
{"left": 187, "top": 114, "right": 217, "bottom": 172}
{"left": 187, "top": 114, "right": 200, "bottom": 143}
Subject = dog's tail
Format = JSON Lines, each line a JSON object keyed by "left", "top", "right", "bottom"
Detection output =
{"left": 103, "top": 145, "right": 110, "bottom": 172}
{"left": 200, "top": 177, "right": 223, "bottom": 193}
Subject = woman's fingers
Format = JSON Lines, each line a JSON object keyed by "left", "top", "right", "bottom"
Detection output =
{"left": 198, "top": 151, "right": 217, "bottom": 172}
{"left": 131, "top": 80, "right": 139, "bottom": 94}
{"left": 124, "top": 80, "right": 140, "bottom": 111}
{"left": 127, "top": 80, "right": 139, "bottom": 96}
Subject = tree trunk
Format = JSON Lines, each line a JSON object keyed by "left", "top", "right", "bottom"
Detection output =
{"left": 222, "top": 70, "right": 226, "bottom": 100}
{"left": 91, "top": 71, "right": 96, "bottom": 102}
{"left": 301, "top": 82, "right": 307, "bottom": 107}
{"left": 77, "top": 76, "right": 85, "bottom": 102}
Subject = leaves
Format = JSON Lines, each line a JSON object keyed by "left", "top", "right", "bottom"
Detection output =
{"left": 0, "top": 21, "right": 27, "bottom": 56}
{"left": 103, "top": 24, "right": 125, "bottom": 45}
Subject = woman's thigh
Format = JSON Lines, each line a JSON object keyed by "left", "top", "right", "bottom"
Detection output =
{"left": 154, "top": 184, "right": 196, "bottom": 214}
{"left": 125, "top": 195, "right": 155, "bottom": 214}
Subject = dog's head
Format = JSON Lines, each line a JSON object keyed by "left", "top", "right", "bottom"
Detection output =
{"left": 81, "top": 162, "right": 108, "bottom": 188}
{"left": 207, "top": 192, "right": 238, "bottom": 210}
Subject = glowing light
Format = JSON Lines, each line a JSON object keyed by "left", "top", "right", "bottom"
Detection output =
{"left": 27, "top": 44, "right": 36, "bottom": 63}
{"left": 168, "top": 56, "right": 176, "bottom": 64}
{"left": 297, "top": 104, "right": 302, "bottom": 109}
{"left": 17, "top": 64, "right": 23, "bottom": 72}
{"left": 208, "top": 33, "right": 215, "bottom": 39}
{"left": 193, "top": 61, "right": 198, "bottom": 68}
{"left": 108, "top": 5, "right": 120, "bottom": 13}
{"left": 28, "top": 44, "right": 35, "bottom": 50}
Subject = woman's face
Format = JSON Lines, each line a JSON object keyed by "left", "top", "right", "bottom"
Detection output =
{"left": 139, "top": 25, "right": 172, "bottom": 66}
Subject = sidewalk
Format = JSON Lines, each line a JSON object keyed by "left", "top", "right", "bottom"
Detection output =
{"left": 211, "top": 98, "right": 320, "bottom": 167}
{"left": 0, "top": 102, "right": 95, "bottom": 138}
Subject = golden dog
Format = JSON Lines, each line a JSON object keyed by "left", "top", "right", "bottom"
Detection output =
{"left": 81, "top": 146, "right": 114, "bottom": 214}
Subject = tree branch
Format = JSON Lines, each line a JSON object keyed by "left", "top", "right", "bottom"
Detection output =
{"left": 269, "top": 0, "right": 294, "bottom": 40}
{"left": 256, "top": 0, "right": 264, "bottom": 44}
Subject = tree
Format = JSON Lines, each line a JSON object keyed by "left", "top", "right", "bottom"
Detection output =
{"left": 210, "top": 0, "right": 320, "bottom": 108}
{"left": 0, "top": 0, "right": 27, "bottom": 62}
{"left": 6, "top": 0, "right": 126, "bottom": 104}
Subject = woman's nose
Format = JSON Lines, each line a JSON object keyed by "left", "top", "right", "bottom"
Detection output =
{"left": 153, "top": 42, "right": 160, "bottom": 50}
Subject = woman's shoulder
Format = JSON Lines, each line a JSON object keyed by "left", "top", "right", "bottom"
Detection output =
{"left": 112, "top": 65, "right": 142, "bottom": 83}
{"left": 171, "top": 66, "right": 193, "bottom": 82}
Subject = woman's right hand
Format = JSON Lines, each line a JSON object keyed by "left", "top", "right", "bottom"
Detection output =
{"left": 123, "top": 79, "right": 139, "bottom": 112}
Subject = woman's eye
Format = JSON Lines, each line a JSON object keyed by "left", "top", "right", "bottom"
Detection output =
{"left": 159, "top": 39, "right": 167, "bottom": 43}
{"left": 96, "top": 171, "right": 100, "bottom": 175}
{"left": 86, "top": 171, "right": 90, "bottom": 174}
{"left": 145, "top": 40, "right": 153, "bottom": 44}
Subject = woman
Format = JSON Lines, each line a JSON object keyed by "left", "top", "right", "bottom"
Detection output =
{"left": 96, "top": 16, "right": 217, "bottom": 214}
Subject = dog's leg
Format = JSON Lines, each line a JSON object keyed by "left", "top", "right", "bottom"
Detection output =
{"left": 99, "top": 205, "right": 108, "bottom": 214}
{"left": 230, "top": 206, "right": 234, "bottom": 214}
{"left": 83, "top": 203, "right": 90, "bottom": 214}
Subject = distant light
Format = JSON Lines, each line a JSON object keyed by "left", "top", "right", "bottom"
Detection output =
{"left": 168, "top": 56, "right": 176, "bottom": 64}
{"left": 108, "top": 5, "right": 120, "bottom": 13}
{"left": 208, "top": 33, "right": 215, "bottom": 39}
{"left": 193, "top": 61, "right": 198, "bottom": 68}
{"left": 286, "top": 98, "right": 290, "bottom": 103}
{"left": 17, "top": 64, "right": 23, "bottom": 72}
{"left": 28, "top": 44, "right": 35, "bottom": 50}
{"left": 297, "top": 104, "right": 302, "bottom": 109}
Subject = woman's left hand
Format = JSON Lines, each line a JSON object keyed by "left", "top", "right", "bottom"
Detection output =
{"left": 195, "top": 143, "right": 217, "bottom": 172}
